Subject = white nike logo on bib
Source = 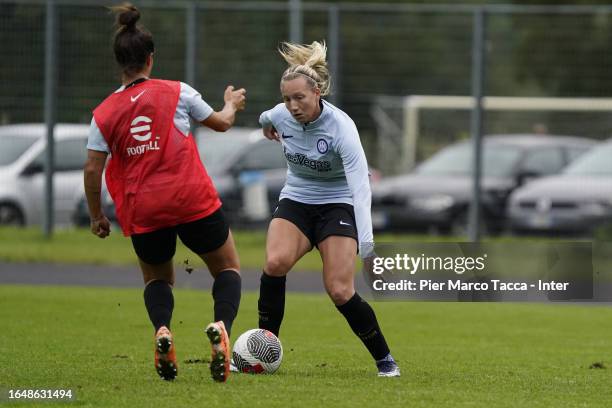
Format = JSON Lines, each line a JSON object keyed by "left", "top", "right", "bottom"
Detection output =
{"left": 131, "top": 90, "right": 146, "bottom": 103}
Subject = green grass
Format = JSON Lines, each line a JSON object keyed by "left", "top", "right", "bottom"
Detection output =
{"left": 0, "top": 227, "right": 457, "bottom": 271}
{"left": 1, "top": 285, "right": 611, "bottom": 407}
{"left": 0, "top": 227, "right": 320, "bottom": 270}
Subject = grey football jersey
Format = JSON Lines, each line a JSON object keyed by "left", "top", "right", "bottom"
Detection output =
{"left": 259, "top": 100, "right": 374, "bottom": 255}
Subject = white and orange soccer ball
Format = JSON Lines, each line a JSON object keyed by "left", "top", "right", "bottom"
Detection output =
{"left": 232, "top": 329, "right": 283, "bottom": 374}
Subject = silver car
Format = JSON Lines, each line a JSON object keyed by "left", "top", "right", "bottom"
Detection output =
{"left": 0, "top": 124, "right": 88, "bottom": 226}
{"left": 371, "top": 134, "right": 598, "bottom": 234}
{"left": 508, "top": 139, "right": 612, "bottom": 234}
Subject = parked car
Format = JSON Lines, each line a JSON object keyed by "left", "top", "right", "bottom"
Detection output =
{"left": 371, "top": 134, "right": 598, "bottom": 234}
{"left": 507, "top": 139, "right": 612, "bottom": 234}
{"left": 0, "top": 123, "right": 88, "bottom": 226}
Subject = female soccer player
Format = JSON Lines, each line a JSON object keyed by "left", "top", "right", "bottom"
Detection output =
{"left": 84, "top": 3, "right": 244, "bottom": 383}
{"left": 256, "top": 41, "right": 400, "bottom": 377}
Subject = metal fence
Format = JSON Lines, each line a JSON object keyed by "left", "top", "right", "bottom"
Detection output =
{"left": 2, "top": 1, "right": 612, "bottom": 237}
{"left": 3, "top": 2, "right": 612, "bottom": 137}
{"left": 3, "top": 2, "right": 612, "bottom": 151}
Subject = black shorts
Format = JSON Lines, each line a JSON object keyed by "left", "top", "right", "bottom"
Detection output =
{"left": 272, "top": 198, "right": 358, "bottom": 249}
{"left": 131, "top": 208, "right": 229, "bottom": 265}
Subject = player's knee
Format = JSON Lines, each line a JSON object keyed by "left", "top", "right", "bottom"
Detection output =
{"left": 265, "top": 255, "right": 291, "bottom": 277}
{"left": 326, "top": 283, "right": 353, "bottom": 305}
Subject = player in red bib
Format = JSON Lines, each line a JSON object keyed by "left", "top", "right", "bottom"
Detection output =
{"left": 83, "top": 3, "right": 244, "bottom": 383}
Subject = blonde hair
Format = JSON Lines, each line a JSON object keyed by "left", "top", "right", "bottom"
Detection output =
{"left": 279, "top": 41, "right": 331, "bottom": 96}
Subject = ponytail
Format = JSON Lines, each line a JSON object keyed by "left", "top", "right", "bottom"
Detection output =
{"left": 279, "top": 41, "right": 331, "bottom": 96}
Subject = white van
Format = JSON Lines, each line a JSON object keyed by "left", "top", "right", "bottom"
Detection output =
{"left": 0, "top": 123, "right": 88, "bottom": 226}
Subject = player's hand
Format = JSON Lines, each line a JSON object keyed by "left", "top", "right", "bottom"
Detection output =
{"left": 362, "top": 254, "right": 385, "bottom": 277}
{"left": 263, "top": 126, "right": 280, "bottom": 142}
{"left": 90, "top": 215, "right": 111, "bottom": 239}
{"left": 361, "top": 254, "right": 381, "bottom": 288}
{"left": 362, "top": 252, "right": 394, "bottom": 288}
{"left": 224, "top": 85, "right": 246, "bottom": 111}
{"left": 363, "top": 255, "right": 376, "bottom": 275}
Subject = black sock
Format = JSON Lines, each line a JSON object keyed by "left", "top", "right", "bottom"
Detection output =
{"left": 336, "top": 292, "right": 390, "bottom": 361}
{"left": 144, "top": 280, "right": 174, "bottom": 332}
{"left": 258, "top": 271, "right": 286, "bottom": 336}
{"left": 212, "top": 270, "right": 242, "bottom": 337}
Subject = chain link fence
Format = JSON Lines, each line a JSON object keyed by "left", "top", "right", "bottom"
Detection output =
{"left": 2, "top": 1, "right": 612, "bottom": 234}
{"left": 2, "top": 2, "right": 612, "bottom": 162}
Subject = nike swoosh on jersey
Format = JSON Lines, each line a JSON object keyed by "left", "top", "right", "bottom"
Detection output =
{"left": 281, "top": 133, "right": 294, "bottom": 139}
{"left": 131, "top": 90, "right": 146, "bottom": 103}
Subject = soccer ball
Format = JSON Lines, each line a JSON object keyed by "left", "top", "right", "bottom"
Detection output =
{"left": 232, "top": 329, "right": 283, "bottom": 374}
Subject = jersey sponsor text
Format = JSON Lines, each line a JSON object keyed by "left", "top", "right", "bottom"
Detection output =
{"left": 284, "top": 150, "right": 331, "bottom": 172}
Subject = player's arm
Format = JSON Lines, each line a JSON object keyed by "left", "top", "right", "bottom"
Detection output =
{"left": 84, "top": 118, "right": 111, "bottom": 238}
{"left": 259, "top": 109, "right": 280, "bottom": 142}
{"left": 84, "top": 149, "right": 110, "bottom": 238}
{"left": 201, "top": 85, "right": 246, "bottom": 132}
{"left": 337, "top": 120, "right": 375, "bottom": 259}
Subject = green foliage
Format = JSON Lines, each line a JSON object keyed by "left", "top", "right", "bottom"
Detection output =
{"left": 3, "top": 1, "right": 612, "bottom": 134}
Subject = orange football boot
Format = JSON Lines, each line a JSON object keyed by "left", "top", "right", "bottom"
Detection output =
{"left": 154, "top": 326, "right": 177, "bottom": 380}
{"left": 205, "top": 321, "right": 231, "bottom": 382}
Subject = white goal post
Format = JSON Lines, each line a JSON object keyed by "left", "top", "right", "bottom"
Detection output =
{"left": 372, "top": 95, "right": 612, "bottom": 173}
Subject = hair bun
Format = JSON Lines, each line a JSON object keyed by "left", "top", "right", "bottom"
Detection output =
{"left": 113, "top": 3, "right": 140, "bottom": 29}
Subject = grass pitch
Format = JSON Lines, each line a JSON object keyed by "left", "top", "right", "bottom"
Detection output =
{"left": 1, "top": 285, "right": 611, "bottom": 407}
{"left": 0, "top": 227, "right": 581, "bottom": 272}
{"left": 0, "top": 227, "right": 453, "bottom": 271}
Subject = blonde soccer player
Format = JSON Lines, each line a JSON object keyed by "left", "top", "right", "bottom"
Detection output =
{"left": 254, "top": 41, "right": 400, "bottom": 377}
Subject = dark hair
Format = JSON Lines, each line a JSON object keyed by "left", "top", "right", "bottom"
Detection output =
{"left": 109, "top": 3, "right": 154, "bottom": 76}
